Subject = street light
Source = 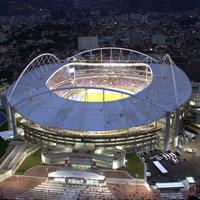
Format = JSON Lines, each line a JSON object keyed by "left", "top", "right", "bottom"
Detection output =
{"left": 135, "top": 173, "right": 138, "bottom": 195}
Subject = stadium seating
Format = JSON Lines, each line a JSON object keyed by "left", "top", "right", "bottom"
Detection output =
{"left": 17, "top": 180, "right": 117, "bottom": 200}
{"left": 47, "top": 66, "right": 150, "bottom": 99}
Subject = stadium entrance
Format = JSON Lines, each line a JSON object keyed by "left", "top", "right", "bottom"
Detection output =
{"left": 48, "top": 170, "right": 106, "bottom": 186}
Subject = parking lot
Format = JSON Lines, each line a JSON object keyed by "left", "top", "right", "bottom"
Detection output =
{"left": 140, "top": 146, "right": 200, "bottom": 185}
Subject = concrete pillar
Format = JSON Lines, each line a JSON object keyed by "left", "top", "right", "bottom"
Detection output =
{"left": 194, "top": 110, "right": 200, "bottom": 125}
{"left": 6, "top": 104, "right": 13, "bottom": 130}
{"left": 174, "top": 109, "right": 180, "bottom": 148}
{"left": 163, "top": 112, "right": 170, "bottom": 152}
{"left": 10, "top": 107, "right": 18, "bottom": 138}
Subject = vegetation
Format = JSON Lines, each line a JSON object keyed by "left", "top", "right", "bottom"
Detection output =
{"left": 0, "top": 121, "right": 8, "bottom": 132}
{"left": 15, "top": 149, "right": 42, "bottom": 175}
{"left": 119, "top": 152, "right": 144, "bottom": 179}
{"left": 187, "top": 196, "right": 199, "bottom": 200}
{"left": 0, "top": 85, "right": 6, "bottom": 92}
{"left": 0, "top": 137, "right": 9, "bottom": 159}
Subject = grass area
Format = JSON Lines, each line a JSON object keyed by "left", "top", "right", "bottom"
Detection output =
{"left": 119, "top": 153, "right": 144, "bottom": 179}
{"left": 15, "top": 149, "right": 42, "bottom": 175}
{"left": 0, "top": 85, "right": 7, "bottom": 92}
{"left": 0, "top": 137, "right": 9, "bottom": 159}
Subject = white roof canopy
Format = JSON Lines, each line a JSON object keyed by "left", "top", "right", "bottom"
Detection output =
{"left": 155, "top": 182, "right": 185, "bottom": 189}
{"left": 48, "top": 170, "right": 105, "bottom": 181}
{"left": 6, "top": 48, "right": 192, "bottom": 131}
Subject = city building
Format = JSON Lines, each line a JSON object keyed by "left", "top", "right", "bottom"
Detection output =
{"left": 78, "top": 36, "right": 99, "bottom": 50}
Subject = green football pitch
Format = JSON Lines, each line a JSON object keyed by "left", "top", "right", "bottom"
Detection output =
{"left": 65, "top": 89, "right": 129, "bottom": 102}
{"left": 80, "top": 92, "right": 129, "bottom": 102}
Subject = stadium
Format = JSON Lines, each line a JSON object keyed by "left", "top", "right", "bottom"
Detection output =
{"left": 6, "top": 47, "right": 192, "bottom": 169}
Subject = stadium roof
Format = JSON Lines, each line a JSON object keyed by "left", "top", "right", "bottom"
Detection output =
{"left": 6, "top": 48, "right": 192, "bottom": 131}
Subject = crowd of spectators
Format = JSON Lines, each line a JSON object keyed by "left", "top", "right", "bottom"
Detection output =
{"left": 48, "top": 74, "right": 148, "bottom": 98}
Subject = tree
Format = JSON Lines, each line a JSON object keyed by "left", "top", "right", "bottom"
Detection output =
{"left": 187, "top": 196, "right": 199, "bottom": 200}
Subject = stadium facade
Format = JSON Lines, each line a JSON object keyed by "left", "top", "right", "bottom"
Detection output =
{"left": 6, "top": 47, "right": 192, "bottom": 169}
